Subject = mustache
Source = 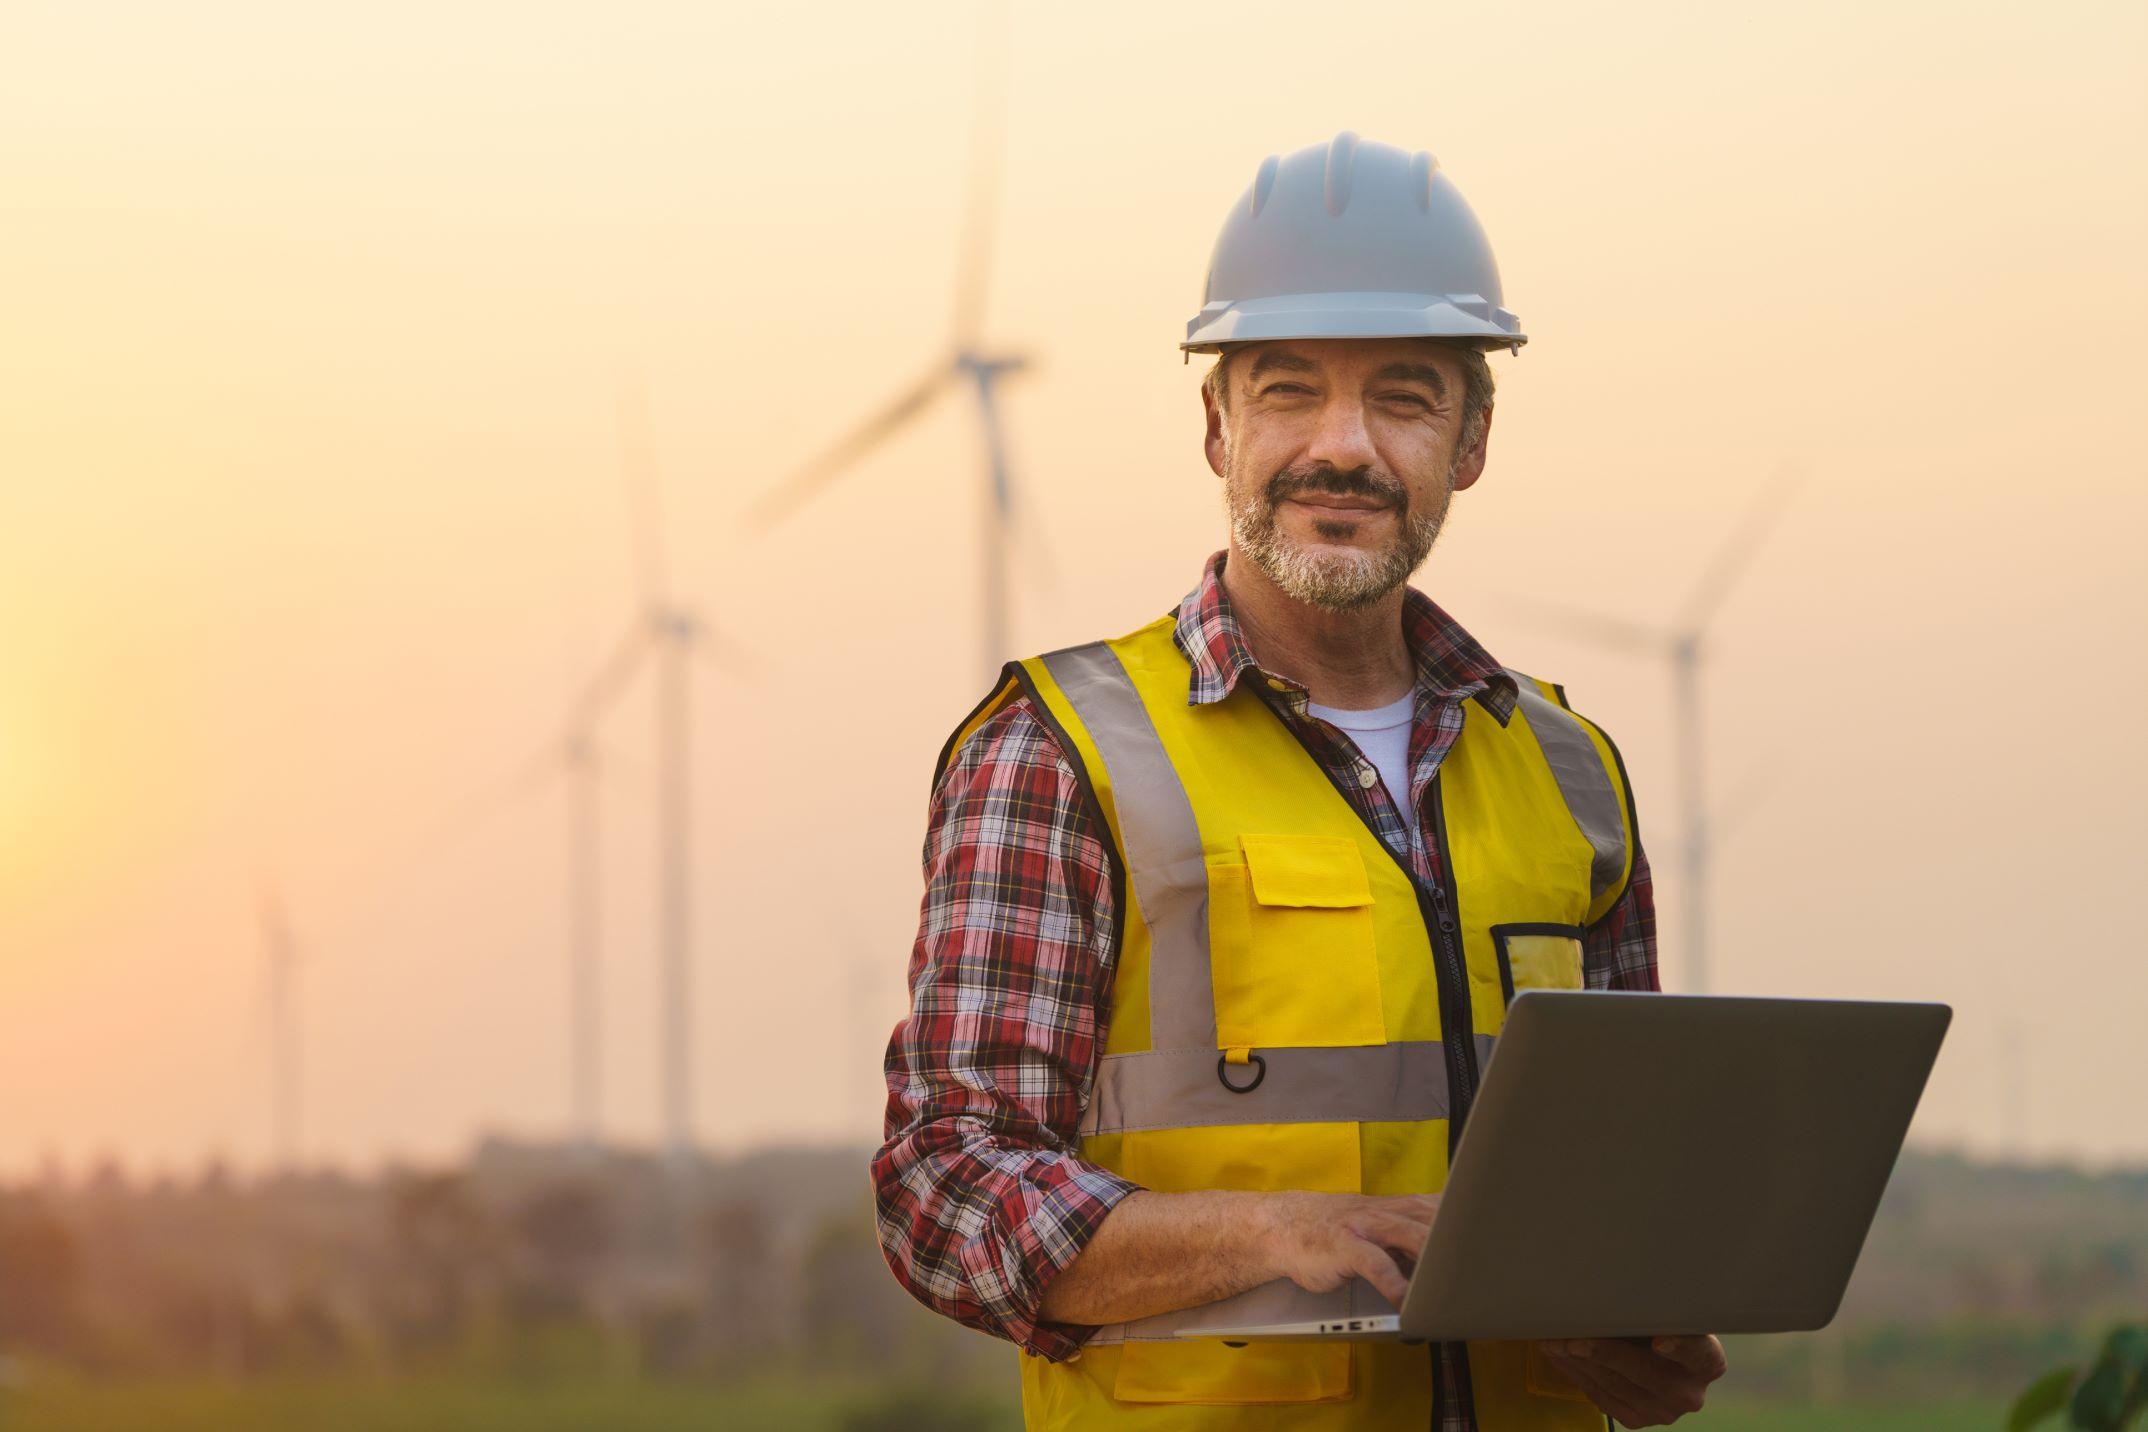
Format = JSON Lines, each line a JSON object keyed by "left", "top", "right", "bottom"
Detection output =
{"left": 1264, "top": 463, "right": 1408, "bottom": 512}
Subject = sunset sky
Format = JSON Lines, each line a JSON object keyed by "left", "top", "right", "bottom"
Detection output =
{"left": 3, "top": 0, "right": 2144, "bottom": 1175}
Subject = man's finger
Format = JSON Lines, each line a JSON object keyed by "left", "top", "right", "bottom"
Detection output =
{"left": 1356, "top": 1201, "right": 1436, "bottom": 1234}
{"left": 1345, "top": 1238, "right": 1409, "bottom": 1307}
{"left": 1573, "top": 1335, "right": 1688, "bottom": 1387}
{"left": 1553, "top": 1340, "right": 1709, "bottom": 1424}
{"left": 1539, "top": 1350, "right": 1653, "bottom": 1427}
{"left": 1358, "top": 1213, "right": 1434, "bottom": 1255}
{"left": 1651, "top": 1334, "right": 1728, "bottom": 1381}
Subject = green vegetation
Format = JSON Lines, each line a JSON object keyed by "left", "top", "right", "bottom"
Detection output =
{"left": 2010, "top": 1322, "right": 2148, "bottom": 1431}
{"left": 1695, "top": 1404, "right": 2006, "bottom": 1430}
{"left": 0, "top": 1143, "right": 2138, "bottom": 1429}
{"left": 0, "top": 1373, "right": 2003, "bottom": 1432}
{"left": 0, "top": 1374, "right": 1016, "bottom": 1432}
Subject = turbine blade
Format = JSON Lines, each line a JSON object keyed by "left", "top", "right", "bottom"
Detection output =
{"left": 1498, "top": 594, "right": 1675, "bottom": 657}
{"left": 979, "top": 366, "right": 1055, "bottom": 595}
{"left": 573, "top": 621, "right": 652, "bottom": 729}
{"left": 950, "top": 0, "right": 1011, "bottom": 349}
{"left": 747, "top": 367, "right": 955, "bottom": 527}
{"left": 969, "top": 357, "right": 1019, "bottom": 518}
{"left": 683, "top": 613, "right": 758, "bottom": 676}
{"left": 409, "top": 741, "right": 569, "bottom": 860}
{"left": 1676, "top": 463, "right": 1804, "bottom": 635}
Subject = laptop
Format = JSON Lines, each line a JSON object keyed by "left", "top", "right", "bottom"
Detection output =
{"left": 1176, "top": 991, "right": 1951, "bottom": 1343}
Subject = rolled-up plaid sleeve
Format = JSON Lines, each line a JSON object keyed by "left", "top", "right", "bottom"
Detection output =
{"left": 869, "top": 694, "right": 1140, "bottom": 1361}
{"left": 1584, "top": 836, "right": 1660, "bottom": 992}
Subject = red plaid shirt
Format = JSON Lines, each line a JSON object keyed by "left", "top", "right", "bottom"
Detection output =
{"left": 872, "top": 551, "right": 1657, "bottom": 1420}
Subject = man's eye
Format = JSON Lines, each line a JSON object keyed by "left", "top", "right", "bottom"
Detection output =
{"left": 1265, "top": 383, "right": 1312, "bottom": 397}
{"left": 1381, "top": 393, "right": 1430, "bottom": 408}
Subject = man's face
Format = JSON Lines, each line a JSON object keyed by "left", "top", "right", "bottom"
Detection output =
{"left": 1203, "top": 338, "right": 1491, "bottom": 611}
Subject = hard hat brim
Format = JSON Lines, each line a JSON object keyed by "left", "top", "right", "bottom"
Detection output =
{"left": 1181, "top": 291, "right": 1526, "bottom": 354}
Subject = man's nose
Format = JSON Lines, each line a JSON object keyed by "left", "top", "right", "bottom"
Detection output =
{"left": 1303, "top": 396, "right": 1378, "bottom": 474}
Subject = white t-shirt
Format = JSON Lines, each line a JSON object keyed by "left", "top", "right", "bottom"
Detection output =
{"left": 1305, "top": 690, "right": 1418, "bottom": 833}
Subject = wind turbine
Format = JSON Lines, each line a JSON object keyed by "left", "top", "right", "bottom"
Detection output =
{"left": 747, "top": 3, "right": 1034, "bottom": 686}
{"left": 564, "top": 373, "right": 745, "bottom": 1172}
{"left": 547, "top": 628, "right": 647, "bottom": 1157}
{"left": 488, "top": 377, "right": 735, "bottom": 1170}
{"left": 1507, "top": 469, "right": 1801, "bottom": 995}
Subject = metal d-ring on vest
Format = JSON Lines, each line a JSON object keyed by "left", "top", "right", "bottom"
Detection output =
{"left": 1215, "top": 1051, "right": 1266, "bottom": 1093}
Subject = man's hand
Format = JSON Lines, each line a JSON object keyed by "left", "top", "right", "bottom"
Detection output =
{"left": 1261, "top": 1191, "right": 1440, "bottom": 1309}
{"left": 1036, "top": 1187, "right": 1440, "bottom": 1327}
{"left": 1534, "top": 1335, "right": 1727, "bottom": 1427}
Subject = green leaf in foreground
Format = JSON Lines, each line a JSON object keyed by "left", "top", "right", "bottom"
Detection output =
{"left": 2010, "top": 1367, "right": 2075, "bottom": 1432}
{"left": 2106, "top": 1326, "right": 2148, "bottom": 1378}
{"left": 2076, "top": 1359, "right": 2129, "bottom": 1430}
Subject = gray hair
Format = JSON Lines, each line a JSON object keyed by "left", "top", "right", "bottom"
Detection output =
{"left": 1204, "top": 342, "right": 1497, "bottom": 454}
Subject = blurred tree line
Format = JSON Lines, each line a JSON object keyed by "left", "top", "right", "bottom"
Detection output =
{"left": 0, "top": 1142, "right": 2140, "bottom": 1408}
{"left": 0, "top": 1139, "right": 999, "bottom": 1397}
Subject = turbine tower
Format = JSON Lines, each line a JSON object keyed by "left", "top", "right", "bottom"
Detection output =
{"left": 748, "top": 2, "right": 1032, "bottom": 687}
{"left": 550, "top": 626, "right": 646, "bottom": 1156}
{"left": 1510, "top": 470, "right": 1800, "bottom": 995}
{"left": 565, "top": 723, "right": 599, "bottom": 1154}
{"left": 511, "top": 378, "right": 738, "bottom": 1169}
{"left": 571, "top": 372, "right": 741, "bottom": 1171}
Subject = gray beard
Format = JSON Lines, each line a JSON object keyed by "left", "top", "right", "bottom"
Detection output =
{"left": 1225, "top": 456, "right": 1455, "bottom": 611}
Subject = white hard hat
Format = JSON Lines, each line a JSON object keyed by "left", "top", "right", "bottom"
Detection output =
{"left": 1182, "top": 132, "right": 1524, "bottom": 355}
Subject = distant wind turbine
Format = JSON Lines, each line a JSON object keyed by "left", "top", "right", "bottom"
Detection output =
{"left": 556, "top": 373, "right": 747, "bottom": 1171}
{"left": 492, "top": 376, "right": 741, "bottom": 1170}
{"left": 747, "top": 2, "right": 1037, "bottom": 686}
{"left": 1507, "top": 468, "right": 1801, "bottom": 995}
{"left": 551, "top": 630, "right": 645, "bottom": 1156}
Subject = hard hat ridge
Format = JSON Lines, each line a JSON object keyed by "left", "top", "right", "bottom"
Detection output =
{"left": 1183, "top": 131, "right": 1524, "bottom": 355}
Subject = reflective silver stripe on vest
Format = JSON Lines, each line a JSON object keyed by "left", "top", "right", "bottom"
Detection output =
{"left": 1508, "top": 673, "right": 1628, "bottom": 906}
{"left": 1079, "top": 1036, "right": 1496, "bottom": 1136}
{"left": 1039, "top": 643, "right": 1218, "bottom": 1051}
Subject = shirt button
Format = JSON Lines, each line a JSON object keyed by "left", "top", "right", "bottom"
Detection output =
{"left": 1266, "top": 678, "right": 1290, "bottom": 692}
{"left": 1356, "top": 765, "right": 1378, "bottom": 788}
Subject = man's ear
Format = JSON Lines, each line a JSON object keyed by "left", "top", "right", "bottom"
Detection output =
{"left": 1450, "top": 404, "right": 1493, "bottom": 493}
{"left": 1203, "top": 379, "right": 1228, "bottom": 479}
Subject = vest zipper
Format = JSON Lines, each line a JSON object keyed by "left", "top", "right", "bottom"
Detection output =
{"left": 1393, "top": 771, "right": 1486, "bottom": 1432}
{"left": 1256, "top": 693, "right": 1483, "bottom": 1432}
{"left": 1257, "top": 696, "right": 1484, "bottom": 1146}
{"left": 1423, "top": 773, "right": 1481, "bottom": 1147}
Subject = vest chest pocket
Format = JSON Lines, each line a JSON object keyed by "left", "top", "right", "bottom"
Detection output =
{"left": 1208, "top": 834, "right": 1386, "bottom": 1051}
{"left": 1492, "top": 923, "right": 1587, "bottom": 1005}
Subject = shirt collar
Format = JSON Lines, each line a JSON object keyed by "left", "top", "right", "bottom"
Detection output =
{"left": 1170, "top": 549, "right": 1517, "bottom": 724}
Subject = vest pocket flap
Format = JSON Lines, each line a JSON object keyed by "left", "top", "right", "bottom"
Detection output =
{"left": 1112, "top": 1339, "right": 1353, "bottom": 1406}
{"left": 1212, "top": 838, "right": 1385, "bottom": 1051}
{"left": 1239, "top": 834, "right": 1373, "bottom": 908}
{"left": 1491, "top": 923, "right": 1587, "bottom": 1007}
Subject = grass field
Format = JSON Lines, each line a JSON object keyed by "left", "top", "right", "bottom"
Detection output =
{"left": 0, "top": 1375, "right": 2009, "bottom": 1431}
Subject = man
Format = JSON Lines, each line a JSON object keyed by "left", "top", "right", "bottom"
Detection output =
{"left": 873, "top": 133, "right": 1728, "bottom": 1429}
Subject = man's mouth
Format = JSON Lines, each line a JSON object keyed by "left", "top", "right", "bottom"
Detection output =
{"left": 1282, "top": 492, "right": 1391, "bottom": 515}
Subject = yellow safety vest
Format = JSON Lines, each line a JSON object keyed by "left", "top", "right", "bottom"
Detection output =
{"left": 938, "top": 613, "right": 1637, "bottom": 1431}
